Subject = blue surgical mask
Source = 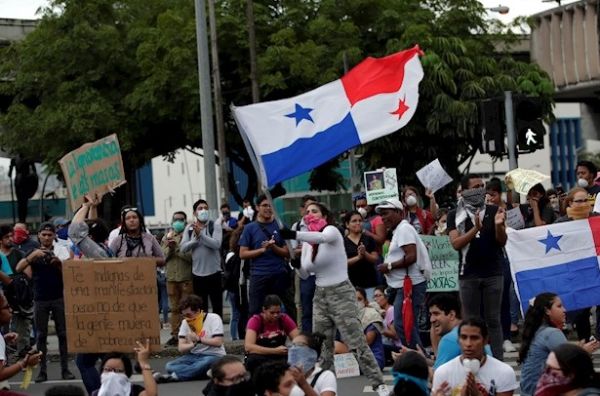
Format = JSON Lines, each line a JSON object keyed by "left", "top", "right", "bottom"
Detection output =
{"left": 172, "top": 220, "right": 185, "bottom": 233}
{"left": 56, "top": 227, "right": 69, "bottom": 241}
{"left": 196, "top": 209, "right": 210, "bottom": 223}
{"left": 288, "top": 345, "right": 318, "bottom": 373}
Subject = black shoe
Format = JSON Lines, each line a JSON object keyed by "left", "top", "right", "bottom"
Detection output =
{"left": 62, "top": 369, "right": 75, "bottom": 380}
{"left": 165, "top": 337, "right": 178, "bottom": 347}
{"left": 153, "top": 372, "right": 175, "bottom": 384}
{"left": 35, "top": 371, "right": 47, "bottom": 383}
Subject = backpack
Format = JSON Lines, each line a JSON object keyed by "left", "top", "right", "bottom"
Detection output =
{"left": 223, "top": 252, "right": 242, "bottom": 292}
{"left": 5, "top": 274, "right": 34, "bottom": 314}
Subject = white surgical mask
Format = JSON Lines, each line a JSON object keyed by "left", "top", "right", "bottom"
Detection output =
{"left": 196, "top": 209, "right": 210, "bottom": 223}
{"left": 578, "top": 178, "right": 589, "bottom": 188}
{"left": 98, "top": 372, "right": 131, "bottom": 396}
{"left": 242, "top": 207, "right": 254, "bottom": 219}
{"left": 357, "top": 207, "right": 367, "bottom": 218}
{"left": 406, "top": 195, "right": 418, "bottom": 207}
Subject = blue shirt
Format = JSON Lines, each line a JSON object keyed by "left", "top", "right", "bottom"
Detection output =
{"left": 520, "top": 326, "right": 566, "bottom": 396}
{"left": 434, "top": 326, "right": 492, "bottom": 369}
{"left": 365, "top": 324, "right": 385, "bottom": 369}
{"left": 239, "top": 221, "right": 286, "bottom": 276}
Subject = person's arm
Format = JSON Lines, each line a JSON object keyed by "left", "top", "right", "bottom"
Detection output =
{"left": 269, "top": 242, "right": 291, "bottom": 258}
{"left": 0, "top": 351, "right": 42, "bottom": 381}
{"left": 529, "top": 199, "right": 546, "bottom": 226}
{"left": 179, "top": 226, "right": 199, "bottom": 253}
{"left": 495, "top": 208, "right": 507, "bottom": 246}
{"left": 426, "top": 189, "right": 438, "bottom": 219}
{"left": 347, "top": 255, "right": 361, "bottom": 267}
{"left": 135, "top": 339, "right": 157, "bottom": 396}
{"left": 16, "top": 249, "right": 44, "bottom": 273}
{"left": 239, "top": 245, "right": 267, "bottom": 260}
{"left": 379, "top": 243, "right": 417, "bottom": 274}
{"left": 244, "top": 328, "right": 287, "bottom": 355}
{"left": 365, "top": 328, "right": 377, "bottom": 345}
{"left": 198, "top": 222, "right": 223, "bottom": 250}
{"left": 149, "top": 236, "right": 165, "bottom": 266}
{"left": 448, "top": 211, "right": 482, "bottom": 251}
{"left": 365, "top": 221, "right": 386, "bottom": 246}
{"left": 362, "top": 248, "right": 379, "bottom": 265}
{"left": 296, "top": 226, "right": 339, "bottom": 245}
{"left": 178, "top": 334, "right": 197, "bottom": 354}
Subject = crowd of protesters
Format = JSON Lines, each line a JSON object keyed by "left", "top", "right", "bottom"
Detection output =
{"left": 0, "top": 160, "right": 599, "bottom": 395}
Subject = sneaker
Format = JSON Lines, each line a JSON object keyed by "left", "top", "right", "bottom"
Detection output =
{"left": 503, "top": 339, "right": 516, "bottom": 353}
{"left": 62, "top": 369, "right": 75, "bottom": 380}
{"left": 35, "top": 371, "right": 47, "bottom": 383}
{"left": 375, "top": 384, "right": 391, "bottom": 396}
{"left": 153, "top": 372, "right": 175, "bottom": 384}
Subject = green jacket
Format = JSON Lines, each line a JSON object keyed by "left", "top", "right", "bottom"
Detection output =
{"left": 161, "top": 232, "right": 193, "bottom": 282}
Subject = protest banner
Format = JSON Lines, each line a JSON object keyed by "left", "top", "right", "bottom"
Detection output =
{"left": 59, "top": 134, "right": 126, "bottom": 209}
{"left": 420, "top": 235, "right": 459, "bottom": 292}
{"left": 416, "top": 159, "right": 453, "bottom": 193}
{"left": 63, "top": 258, "right": 161, "bottom": 353}
{"left": 334, "top": 353, "right": 360, "bottom": 378}
{"left": 505, "top": 168, "right": 550, "bottom": 195}
{"left": 364, "top": 168, "right": 399, "bottom": 205}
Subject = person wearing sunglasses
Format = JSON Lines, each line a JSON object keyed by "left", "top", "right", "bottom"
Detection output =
{"left": 92, "top": 341, "right": 157, "bottom": 396}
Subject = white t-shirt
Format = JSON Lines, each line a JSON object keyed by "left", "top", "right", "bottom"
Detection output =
{"left": 384, "top": 220, "right": 426, "bottom": 288}
{"left": 289, "top": 367, "right": 337, "bottom": 396}
{"left": 0, "top": 334, "right": 9, "bottom": 390}
{"left": 178, "top": 313, "right": 226, "bottom": 356}
{"left": 432, "top": 355, "right": 518, "bottom": 395}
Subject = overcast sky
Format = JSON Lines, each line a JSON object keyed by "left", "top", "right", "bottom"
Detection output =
{"left": 0, "top": 0, "right": 578, "bottom": 23}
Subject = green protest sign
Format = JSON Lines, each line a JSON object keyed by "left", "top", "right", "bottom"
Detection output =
{"left": 420, "top": 235, "right": 459, "bottom": 292}
{"left": 59, "top": 134, "right": 126, "bottom": 208}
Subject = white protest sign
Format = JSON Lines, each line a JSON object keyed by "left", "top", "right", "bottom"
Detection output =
{"left": 505, "top": 168, "right": 550, "bottom": 195}
{"left": 506, "top": 207, "right": 525, "bottom": 230}
{"left": 416, "top": 159, "right": 453, "bottom": 193}
{"left": 364, "top": 168, "right": 399, "bottom": 205}
{"left": 334, "top": 353, "right": 360, "bottom": 378}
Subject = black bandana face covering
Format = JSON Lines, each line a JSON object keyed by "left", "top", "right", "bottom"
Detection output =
{"left": 461, "top": 187, "right": 486, "bottom": 210}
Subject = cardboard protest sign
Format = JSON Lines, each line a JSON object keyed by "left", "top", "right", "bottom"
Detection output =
{"left": 416, "top": 159, "right": 453, "bottom": 193}
{"left": 506, "top": 207, "right": 525, "bottom": 230}
{"left": 59, "top": 134, "right": 126, "bottom": 209}
{"left": 334, "top": 353, "right": 360, "bottom": 378}
{"left": 364, "top": 168, "right": 399, "bottom": 205}
{"left": 505, "top": 168, "right": 550, "bottom": 195}
{"left": 420, "top": 235, "right": 459, "bottom": 292}
{"left": 63, "top": 258, "right": 161, "bottom": 353}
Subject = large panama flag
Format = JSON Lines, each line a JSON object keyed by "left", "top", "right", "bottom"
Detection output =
{"left": 232, "top": 46, "right": 424, "bottom": 187}
{"left": 505, "top": 217, "right": 600, "bottom": 313}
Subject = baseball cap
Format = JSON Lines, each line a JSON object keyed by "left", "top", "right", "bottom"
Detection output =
{"left": 375, "top": 198, "right": 404, "bottom": 213}
{"left": 53, "top": 217, "right": 70, "bottom": 227}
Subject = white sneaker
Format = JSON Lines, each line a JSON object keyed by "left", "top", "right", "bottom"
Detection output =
{"left": 503, "top": 339, "right": 516, "bottom": 353}
{"left": 375, "top": 384, "right": 391, "bottom": 396}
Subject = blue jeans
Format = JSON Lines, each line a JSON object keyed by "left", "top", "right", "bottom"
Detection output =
{"left": 300, "top": 275, "right": 316, "bottom": 332}
{"left": 75, "top": 353, "right": 103, "bottom": 394}
{"left": 166, "top": 353, "right": 220, "bottom": 381}
{"left": 157, "top": 272, "right": 169, "bottom": 324}
{"left": 392, "top": 281, "right": 427, "bottom": 349}
{"left": 227, "top": 292, "right": 240, "bottom": 340}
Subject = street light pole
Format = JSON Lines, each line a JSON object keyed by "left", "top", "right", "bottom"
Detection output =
{"left": 194, "top": 0, "right": 218, "bottom": 210}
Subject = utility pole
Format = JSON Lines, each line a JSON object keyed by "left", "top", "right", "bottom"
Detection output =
{"left": 246, "top": 0, "right": 260, "bottom": 103}
{"left": 344, "top": 52, "right": 360, "bottom": 192}
{"left": 505, "top": 91, "right": 519, "bottom": 203}
{"left": 194, "top": 0, "right": 218, "bottom": 210}
{"left": 207, "top": 0, "right": 230, "bottom": 204}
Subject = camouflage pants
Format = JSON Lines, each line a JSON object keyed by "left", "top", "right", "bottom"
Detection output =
{"left": 313, "top": 279, "right": 384, "bottom": 388}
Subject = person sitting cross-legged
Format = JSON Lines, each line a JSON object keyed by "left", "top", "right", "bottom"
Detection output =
{"left": 154, "top": 295, "right": 226, "bottom": 383}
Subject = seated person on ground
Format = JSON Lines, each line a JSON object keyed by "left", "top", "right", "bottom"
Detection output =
{"left": 244, "top": 294, "right": 299, "bottom": 373}
{"left": 288, "top": 331, "right": 337, "bottom": 396}
{"left": 154, "top": 295, "right": 226, "bottom": 383}
{"left": 202, "top": 355, "right": 254, "bottom": 396}
{"left": 253, "top": 361, "right": 297, "bottom": 396}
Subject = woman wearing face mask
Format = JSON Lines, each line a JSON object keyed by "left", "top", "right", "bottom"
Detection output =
{"left": 109, "top": 206, "right": 165, "bottom": 266}
{"left": 519, "top": 293, "right": 599, "bottom": 396}
{"left": 344, "top": 211, "right": 379, "bottom": 296}
{"left": 279, "top": 202, "right": 388, "bottom": 396}
{"left": 432, "top": 209, "right": 448, "bottom": 236}
{"left": 91, "top": 340, "right": 157, "bottom": 396}
{"left": 402, "top": 186, "right": 436, "bottom": 235}
{"left": 288, "top": 332, "right": 337, "bottom": 396}
{"left": 534, "top": 343, "right": 600, "bottom": 396}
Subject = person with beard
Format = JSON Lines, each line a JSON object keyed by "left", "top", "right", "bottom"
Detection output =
{"left": 534, "top": 343, "right": 600, "bottom": 396}
{"left": 202, "top": 355, "right": 254, "bottom": 396}
{"left": 279, "top": 202, "right": 388, "bottom": 396}
{"left": 447, "top": 174, "right": 507, "bottom": 360}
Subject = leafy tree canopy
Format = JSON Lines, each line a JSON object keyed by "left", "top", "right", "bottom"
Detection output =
{"left": 0, "top": 0, "right": 554, "bottom": 202}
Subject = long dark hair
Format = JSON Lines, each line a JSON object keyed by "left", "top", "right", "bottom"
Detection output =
{"left": 554, "top": 343, "right": 600, "bottom": 389}
{"left": 298, "top": 331, "right": 326, "bottom": 358}
{"left": 518, "top": 292, "right": 558, "bottom": 364}
{"left": 305, "top": 202, "right": 335, "bottom": 262}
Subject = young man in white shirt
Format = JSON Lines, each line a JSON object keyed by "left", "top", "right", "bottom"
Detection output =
{"left": 154, "top": 295, "right": 226, "bottom": 383}
{"left": 432, "top": 317, "right": 517, "bottom": 396}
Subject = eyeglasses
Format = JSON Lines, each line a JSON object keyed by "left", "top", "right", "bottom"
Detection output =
{"left": 102, "top": 367, "right": 125, "bottom": 373}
